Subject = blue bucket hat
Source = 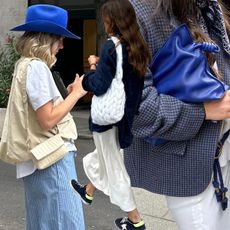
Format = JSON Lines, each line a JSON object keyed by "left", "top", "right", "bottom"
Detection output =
{"left": 10, "top": 4, "right": 81, "bottom": 40}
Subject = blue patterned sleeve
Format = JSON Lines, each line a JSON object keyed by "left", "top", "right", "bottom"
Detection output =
{"left": 129, "top": 0, "right": 206, "bottom": 141}
{"left": 132, "top": 72, "right": 205, "bottom": 141}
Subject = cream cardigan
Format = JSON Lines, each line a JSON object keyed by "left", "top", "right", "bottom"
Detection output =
{"left": 0, "top": 57, "right": 77, "bottom": 166}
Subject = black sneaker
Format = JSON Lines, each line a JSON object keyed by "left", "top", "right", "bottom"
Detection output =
{"left": 70, "top": 179, "right": 93, "bottom": 205}
{"left": 115, "top": 217, "right": 146, "bottom": 230}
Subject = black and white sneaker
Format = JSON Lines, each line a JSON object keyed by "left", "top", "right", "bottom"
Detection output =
{"left": 115, "top": 217, "right": 146, "bottom": 230}
{"left": 70, "top": 179, "right": 93, "bottom": 205}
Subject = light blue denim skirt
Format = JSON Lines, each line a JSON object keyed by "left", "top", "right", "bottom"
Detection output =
{"left": 23, "top": 151, "right": 85, "bottom": 230}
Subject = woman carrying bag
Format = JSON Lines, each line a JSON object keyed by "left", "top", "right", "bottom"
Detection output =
{"left": 0, "top": 4, "right": 86, "bottom": 230}
{"left": 126, "top": 0, "right": 230, "bottom": 229}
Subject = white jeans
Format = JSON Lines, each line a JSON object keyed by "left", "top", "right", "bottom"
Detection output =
{"left": 83, "top": 127, "right": 136, "bottom": 212}
{"left": 166, "top": 163, "right": 230, "bottom": 230}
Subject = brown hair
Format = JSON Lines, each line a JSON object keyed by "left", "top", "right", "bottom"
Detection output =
{"left": 15, "top": 32, "right": 61, "bottom": 68}
{"left": 155, "top": 0, "right": 230, "bottom": 41}
{"left": 101, "top": 0, "right": 150, "bottom": 77}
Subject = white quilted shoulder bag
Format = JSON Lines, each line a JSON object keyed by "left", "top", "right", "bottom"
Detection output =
{"left": 91, "top": 36, "right": 126, "bottom": 125}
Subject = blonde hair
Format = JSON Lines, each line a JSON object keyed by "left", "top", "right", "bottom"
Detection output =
{"left": 15, "top": 32, "right": 61, "bottom": 68}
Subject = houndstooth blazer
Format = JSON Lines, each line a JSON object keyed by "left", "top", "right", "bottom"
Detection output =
{"left": 124, "top": 0, "right": 230, "bottom": 197}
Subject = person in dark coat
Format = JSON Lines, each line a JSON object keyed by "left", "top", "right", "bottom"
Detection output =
{"left": 126, "top": 0, "right": 230, "bottom": 229}
{"left": 71, "top": 0, "right": 150, "bottom": 229}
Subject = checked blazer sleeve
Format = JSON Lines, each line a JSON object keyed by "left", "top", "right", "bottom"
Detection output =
{"left": 129, "top": 0, "right": 206, "bottom": 141}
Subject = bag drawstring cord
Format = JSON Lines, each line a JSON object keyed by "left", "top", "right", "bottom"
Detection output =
{"left": 212, "top": 129, "right": 230, "bottom": 211}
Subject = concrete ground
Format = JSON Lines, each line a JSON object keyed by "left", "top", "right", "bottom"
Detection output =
{"left": 73, "top": 108, "right": 178, "bottom": 230}
{"left": 0, "top": 107, "right": 178, "bottom": 230}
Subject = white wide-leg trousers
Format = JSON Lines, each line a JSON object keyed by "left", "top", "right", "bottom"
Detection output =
{"left": 166, "top": 163, "right": 230, "bottom": 230}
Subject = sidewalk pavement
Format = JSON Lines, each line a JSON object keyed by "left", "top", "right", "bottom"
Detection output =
{"left": 72, "top": 108, "right": 178, "bottom": 230}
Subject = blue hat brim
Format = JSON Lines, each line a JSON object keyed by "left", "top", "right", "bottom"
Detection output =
{"left": 10, "top": 20, "right": 81, "bottom": 40}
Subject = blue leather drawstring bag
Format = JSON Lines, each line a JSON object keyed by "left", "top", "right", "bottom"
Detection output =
{"left": 145, "top": 24, "right": 229, "bottom": 146}
{"left": 150, "top": 24, "right": 229, "bottom": 102}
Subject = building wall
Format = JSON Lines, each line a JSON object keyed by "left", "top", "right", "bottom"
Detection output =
{"left": 0, "top": 0, "right": 96, "bottom": 105}
{"left": 0, "top": 0, "right": 27, "bottom": 46}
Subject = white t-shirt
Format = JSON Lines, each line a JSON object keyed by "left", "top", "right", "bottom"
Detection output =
{"left": 16, "top": 60, "right": 76, "bottom": 178}
{"left": 26, "top": 60, "right": 61, "bottom": 111}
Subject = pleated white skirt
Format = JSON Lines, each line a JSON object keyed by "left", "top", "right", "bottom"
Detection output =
{"left": 83, "top": 127, "right": 136, "bottom": 212}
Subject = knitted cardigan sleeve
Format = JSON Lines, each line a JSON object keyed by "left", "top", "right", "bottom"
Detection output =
{"left": 82, "top": 40, "right": 116, "bottom": 96}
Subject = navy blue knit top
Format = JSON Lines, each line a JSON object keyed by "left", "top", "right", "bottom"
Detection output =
{"left": 82, "top": 39, "right": 144, "bottom": 148}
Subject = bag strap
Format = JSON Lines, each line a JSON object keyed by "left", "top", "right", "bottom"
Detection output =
{"left": 110, "top": 36, "right": 123, "bottom": 81}
{"left": 21, "top": 58, "right": 38, "bottom": 151}
{"left": 212, "top": 129, "right": 230, "bottom": 211}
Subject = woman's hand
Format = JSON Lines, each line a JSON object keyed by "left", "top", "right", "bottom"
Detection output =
{"left": 36, "top": 74, "right": 87, "bottom": 130}
{"left": 67, "top": 74, "right": 87, "bottom": 98}
{"left": 88, "top": 55, "right": 99, "bottom": 70}
{"left": 204, "top": 90, "right": 230, "bottom": 120}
